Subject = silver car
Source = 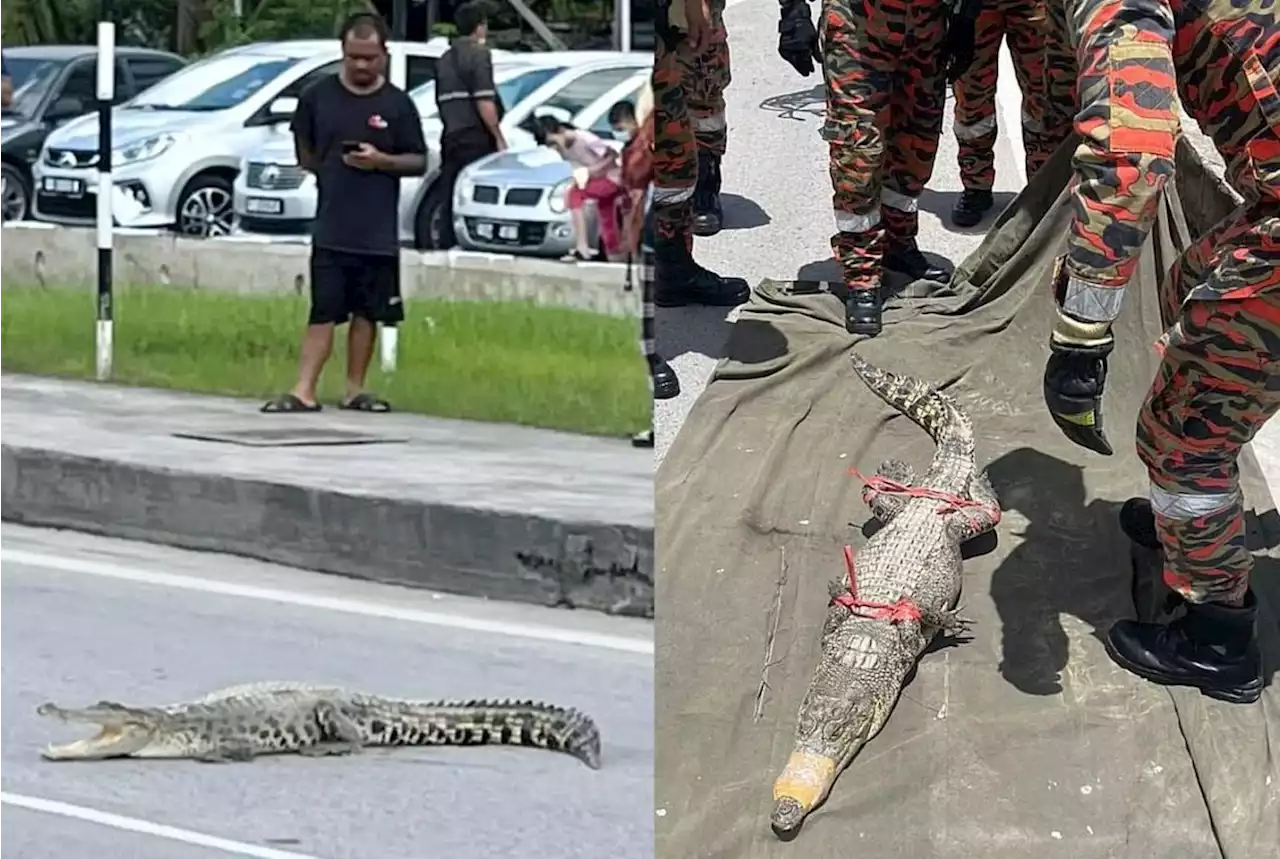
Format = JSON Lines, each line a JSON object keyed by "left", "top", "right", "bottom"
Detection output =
{"left": 30, "top": 39, "right": 449, "bottom": 237}
{"left": 233, "top": 51, "right": 652, "bottom": 250}
{"left": 232, "top": 54, "right": 569, "bottom": 241}
{"left": 452, "top": 68, "right": 650, "bottom": 258}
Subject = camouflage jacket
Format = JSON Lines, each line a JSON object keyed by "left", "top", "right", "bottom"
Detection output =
{"left": 1054, "top": 0, "right": 1280, "bottom": 337}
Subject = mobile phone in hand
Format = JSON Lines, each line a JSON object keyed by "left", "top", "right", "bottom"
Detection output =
{"left": 341, "top": 140, "right": 363, "bottom": 154}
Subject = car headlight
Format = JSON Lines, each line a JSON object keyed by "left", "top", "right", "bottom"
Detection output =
{"left": 454, "top": 176, "right": 472, "bottom": 209}
{"left": 548, "top": 179, "right": 570, "bottom": 214}
{"left": 114, "top": 133, "right": 179, "bottom": 166}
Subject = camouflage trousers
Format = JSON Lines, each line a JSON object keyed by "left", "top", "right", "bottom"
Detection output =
{"left": 953, "top": 0, "right": 1054, "bottom": 189}
{"left": 1038, "top": 0, "right": 1078, "bottom": 158}
{"left": 651, "top": 2, "right": 732, "bottom": 241}
{"left": 823, "top": 0, "right": 949, "bottom": 291}
{"left": 1135, "top": 203, "right": 1280, "bottom": 605}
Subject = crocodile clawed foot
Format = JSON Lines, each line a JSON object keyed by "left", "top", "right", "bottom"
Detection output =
{"left": 921, "top": 605, "right": 974, "bottom": 635}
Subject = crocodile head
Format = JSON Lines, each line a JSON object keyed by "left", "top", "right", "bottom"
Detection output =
{"left": 36, "top": 700, "right": 161, "bottom": 760}
{"left": 770, "top": 614, "right": 908, "bottom": 836}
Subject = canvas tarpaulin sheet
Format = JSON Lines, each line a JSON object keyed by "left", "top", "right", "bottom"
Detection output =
{"left": 654, "top": 135, "right": 1280, "bottom": 859}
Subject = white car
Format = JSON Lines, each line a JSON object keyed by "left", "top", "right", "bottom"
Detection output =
{"left": 232, "top": 53, "right": 568, "bottom": 241}
{"left": 232, "top": 51, "right": 653, "bottom": 249}
{"left": 30, "top": 39, "right": 456, "bottom": 237}
{"left": 451, "top": 68, "right": 651, "bottom": 258}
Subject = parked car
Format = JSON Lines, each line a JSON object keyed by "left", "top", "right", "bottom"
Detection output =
{"left": 232, "top": 50, "right": 652, "bottom": 249}
{"left": 233, "top": 53, "right": 566, "bottom": 239}
{"left": 451, "top": 68, "right": 650, "bottom": 258}
{"left": 1, "top": 44, "right": 186, "bottom": 222}
{"left": 30, "top": 39, "right": 450, "bottom": 237}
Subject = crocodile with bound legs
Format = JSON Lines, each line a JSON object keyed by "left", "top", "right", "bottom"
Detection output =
{"left": 37, "top": 681, "right": 601, "bottom": 768}
{"left": 769, "top": 354, "right": 1001, "bottom": 836}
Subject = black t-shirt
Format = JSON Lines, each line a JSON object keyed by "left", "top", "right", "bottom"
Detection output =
{"left": 291, "top": 75, "right": 427, "bottom": 256}
{"left": 433, "top": 38, "right": 503, "bottom": 141}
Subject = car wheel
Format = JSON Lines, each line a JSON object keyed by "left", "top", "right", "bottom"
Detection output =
{"left": 175, "top": 174, "right": 235, "bottom": 238}
{"left": 2, "top": 162, "right": 31, "bottom": 222}
{"left": 413, "top": 181, "right": 452, "bottom": 250}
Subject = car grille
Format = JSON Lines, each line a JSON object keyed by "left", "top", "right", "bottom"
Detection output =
{"left": 504, "top": 187, "right": 543, "bottom": 206}
{"left": 462, "top": 218, "right": 547, "bottom": 247}
{"left": 36, "top": 193, "right": 96, "bottom": 219}
{"left": 469, "top": 185, "right": 544, "bottom": 206}
{"left": 245, "top": 162, "right": 306, "bottom": 191}
{"left": 44, "top": 147, "right": 99, "bottom": 169}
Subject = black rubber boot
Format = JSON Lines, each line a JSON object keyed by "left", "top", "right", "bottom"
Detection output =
{"left": 884, "top": 238, "right": 949, "bottom": 283}
{"left": 1104, "top": 590, "right": 1263, "bottom": 704}
{"left": 845, "top": 288, "right": 883, "bottom": 336}
{"left": 651, "top": 355, "right": 680, "bottom": 400}
{"left": 653, "top": 235, "right": 750, "bottom": 307}
{"left": 951, "top": 188, "right": 995, "bottom": 228}
{"left": 692, "top": 151, "right": 723, "bottom": 237}
{"left": 1120, "top": 497, "right": 1162, "bottom": 549}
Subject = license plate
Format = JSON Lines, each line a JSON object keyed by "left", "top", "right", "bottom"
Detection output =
{"left": 475, "top": 221, "right": 520, "bottom": 242}
{"left": 245, "top": 197, "right": 284, "bottom": 215}
{"left": 41, "top": 177, "right": 84, "bottom": 197}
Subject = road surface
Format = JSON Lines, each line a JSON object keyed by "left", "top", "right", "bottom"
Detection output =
{"left": 0, "top": 524, "right": 653, "bottom": 859}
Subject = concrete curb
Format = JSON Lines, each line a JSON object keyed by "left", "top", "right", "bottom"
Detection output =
{"left": 0, "top": 222, "right": 640, "bottom": 318}
{"left": 1, "top": 445, "right": 655, "bottom": 618}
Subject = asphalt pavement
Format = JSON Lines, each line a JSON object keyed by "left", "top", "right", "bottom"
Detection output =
{"left": 0, "top": 524, "right": 654, "bottom": 859}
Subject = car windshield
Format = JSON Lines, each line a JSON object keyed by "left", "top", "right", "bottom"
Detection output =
{"left": 126, "top": 54, "right": 301, "bottom": 112}
{"left": 4, "top": 58, "right": 65, "bottom": 118}
{"left": 412, "top": 65, "right": 566, "bottom": 118}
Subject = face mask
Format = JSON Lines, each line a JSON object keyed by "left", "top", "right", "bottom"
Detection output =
{"left": 614, "top": 129, "right": 631, "bottom": 143}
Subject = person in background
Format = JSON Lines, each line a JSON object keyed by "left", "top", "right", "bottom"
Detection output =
{"left": 615, "top": 89, "right": 679, "bottom": 447}
{"left": 433, "top": 0, "right": 505, "bottom": 248}
{"left": 261, "top": 12, "right": 427, "bottom": 414}
{"left": 530, "top": 115, "right": 625, "bottom": 262}
{"left": 2, "top": 52, "right": 13, "bottom": 109}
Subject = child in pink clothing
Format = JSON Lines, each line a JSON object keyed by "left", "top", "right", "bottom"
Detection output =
{"left": 530, "top": 115, "right": 624, "bottom": 261}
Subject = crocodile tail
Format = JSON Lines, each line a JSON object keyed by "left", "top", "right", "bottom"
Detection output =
{"left": 849, "top": 352, "right": 970, "bottom": 444}
{"left": 379, "top": 698, "right": 602, "bottom": 769}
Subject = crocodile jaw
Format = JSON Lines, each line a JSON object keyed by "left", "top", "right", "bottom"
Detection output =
{"left": 37, "top": 701, "right": 157, "bottom": 760}
{"left": 769, "top": 702, "right": 881, "bottom": 834}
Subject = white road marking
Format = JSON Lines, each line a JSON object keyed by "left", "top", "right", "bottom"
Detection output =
{"left": 0, "top": 549, "right": 654, "bottom": 656}
{"left": 0, "top": 792, "right": 328, "bottom": 859}
{"left": 996, "top": 41, "right": 1029, "bottom": 187}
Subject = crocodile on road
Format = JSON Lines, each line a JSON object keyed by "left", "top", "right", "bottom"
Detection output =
{"left": 37, "top": 681, "right": 602, "bottom": 768}
{"left": 769, "top": 354, "right": 1002, "bottom": 836}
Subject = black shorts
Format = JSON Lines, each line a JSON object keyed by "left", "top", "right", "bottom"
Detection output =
{"left": 308, "top": 247, "right": 405, "bottom": 326}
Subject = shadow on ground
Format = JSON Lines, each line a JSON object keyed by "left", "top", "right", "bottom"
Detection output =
{"left": 985, "top": 446, "right": 1280, "bottom": 697}
{"left": 758, "top": 85, "right": 825, "bottom": 122}
{"left": 720, "top": 194, "right": 771, "bottom": 230}
{"left": 656, "top": 305, "right": 735, "bottom": 364}
{"left": 920, "top": 188, "right": 1019, "bottom": 235}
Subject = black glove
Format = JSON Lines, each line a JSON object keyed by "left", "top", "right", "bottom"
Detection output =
{"left": 778, "top": 2, "right": 822, "bottom": 77}
{"left": 1044, "top": 337, "right": 1115, "bottom": 456}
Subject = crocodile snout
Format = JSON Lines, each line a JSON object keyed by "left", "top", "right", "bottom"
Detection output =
{"left": 770, "top": 797, "right": 805, "bottom": 834}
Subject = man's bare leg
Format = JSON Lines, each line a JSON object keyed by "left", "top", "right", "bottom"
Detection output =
{"left": 290, "top": 323, "right": 336, "bottom": 405}
{"left": 344, "top": 316, "right": 377, "bottom": 400}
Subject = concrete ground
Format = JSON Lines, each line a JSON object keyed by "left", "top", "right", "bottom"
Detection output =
{"left": 0, "top": 524, "right": 653, "bottom": 859}
{"left": 653, "top": 0, "right": 1280, "bottom": 498}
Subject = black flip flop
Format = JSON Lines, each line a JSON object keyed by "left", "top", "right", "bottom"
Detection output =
{"left": 339, "top": 393, "right": 392, "bottom": 412}
{"left": 261, "top": 393, "right": 322, "bottom": 413}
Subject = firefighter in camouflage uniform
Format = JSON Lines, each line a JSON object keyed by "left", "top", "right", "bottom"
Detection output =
{"left": 1040, "top": 0, "right": 1280, "bottom": 704}
{"left": 651, "top": 0, "right": 750, "bottom": 308}
{"left": 777, "top": 0, "right": 981, "bottom": 337}
{"left": 950, "top": 0, "right": 1055, "bottom": 226}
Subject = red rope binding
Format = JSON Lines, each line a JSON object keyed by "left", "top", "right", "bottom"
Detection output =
{"left": 831, "top": 468, "right": 1000, "bottom": 623}
{"left": 832, "top": 545, "right": 922, "bottom": 623}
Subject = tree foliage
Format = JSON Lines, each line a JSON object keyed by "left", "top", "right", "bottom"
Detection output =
{"left": 1, "top": 0, "right": 623, "bottom": 55}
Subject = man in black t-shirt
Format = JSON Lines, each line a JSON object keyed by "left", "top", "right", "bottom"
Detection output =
{"left": 431, "top": 0, "right": 506, "bottom": 248}
{"left": 262, "top": 13, "right": 427, "bottom": 414}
